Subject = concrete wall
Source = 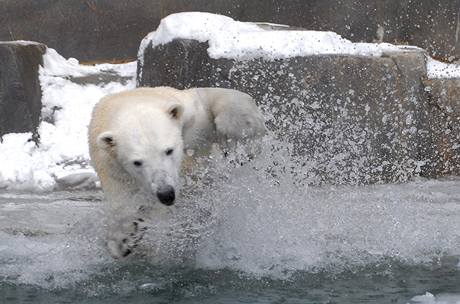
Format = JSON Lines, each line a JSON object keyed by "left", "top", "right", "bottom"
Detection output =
{"left": 1, "top": 0, "right": 459, "bottom": 62}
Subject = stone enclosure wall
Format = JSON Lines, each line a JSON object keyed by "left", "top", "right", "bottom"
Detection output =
{"left": 1, "top": 4, "right": 460, "bottom": 185}
{"left": 1, "top": 0, "right": 459, "bottom": 62}
{"left": 138, "top": 39, "right": 460, "bottom": 184}
{"left": 0, "top": 42, "right": 46, "bottom": 139}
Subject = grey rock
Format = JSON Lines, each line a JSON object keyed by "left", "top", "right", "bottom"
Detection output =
{"left": 138, "top": 38, "right": 459, "bottom": 184}
{"left": 55, "top": 172, "right": 99, "bottom": 190}
{"left": 66, "top": 73, "right": 133, "bottom": 86}
{"left": 423, "top": 78, "right": 460, "bottom": 176}
{"left": 0, "top": 41, "right": 46, "bottom": 139}
{"left": 1, "top": 0, "right": 459, "bottom": 61}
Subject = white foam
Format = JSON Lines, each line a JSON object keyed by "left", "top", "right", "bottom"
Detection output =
{"left": 192, "top": 144, "right": 460, "bottom": 277}
{"left": 409, "top": 292, "right": 460, "bottom": 304}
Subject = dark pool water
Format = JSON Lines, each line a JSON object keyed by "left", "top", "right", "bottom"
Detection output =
{"left": 3, "top": 261, "right": 460, "bottom": 303}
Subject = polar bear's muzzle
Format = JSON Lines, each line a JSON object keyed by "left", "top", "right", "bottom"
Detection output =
{"left": 157, "top": 185, "right": 175, "bottom": 206}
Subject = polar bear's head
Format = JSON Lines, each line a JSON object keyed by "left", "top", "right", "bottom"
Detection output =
{"left": 96, "top": 103, "right": 184, "bottom": 206}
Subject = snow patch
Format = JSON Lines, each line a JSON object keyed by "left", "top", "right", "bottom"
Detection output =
{"left": 138, "top": 12, "right": 411, "bottom": 64}
{"left": 139, "top": 12, "right": 460, "bottom": 79}
{"left": 0, "top": 40, "right": 43, "bottom": 46}
{"left": 0, "top": 133, "right": 53, "bottom": 191}
{"left": 427, "top": 57, "right": 460, "bottom": 79}
{"left": 0, "top": 48, "right": 136, "bottom": 191}
{"left": 41, "top": 48, "right": 99, "bottom": 77}
{"left": 42, "top": 48, "right": 137, "bottom": 78}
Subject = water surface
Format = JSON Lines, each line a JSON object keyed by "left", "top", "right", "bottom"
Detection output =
{"left": 2, "top": 154, "right": 460, "bottom": 303}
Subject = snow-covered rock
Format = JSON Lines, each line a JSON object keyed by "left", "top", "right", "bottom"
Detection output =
{"left": 137, "top": 13, "right": 424, "bottom": 184}
{"left": 137, "top": 12, "right": 460, "bottom": 184}
{"left": 137, "top": 12, "right": 416, "bottom": 66}
{"left": 3, "top": 12, "right": 460, "bottom": 190}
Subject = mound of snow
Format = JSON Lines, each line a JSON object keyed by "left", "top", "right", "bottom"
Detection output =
{"left": 0, "top": 48, "right": 136, "bottom": 191}
{"left": 139, "top": 12, "right": 414, "bottom": 64}
{"left": 140, "top": 12, "right": 460, "bottom": 80}
{"left": 426, "top": 57, "right": 460, "bottom": 79}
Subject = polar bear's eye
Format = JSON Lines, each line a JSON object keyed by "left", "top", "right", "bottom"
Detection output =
{"left": 133, "top": 160, "right": 143, "bottom": 167}
{"left": 165, "top": 148, "right": 174, "bottom": 156}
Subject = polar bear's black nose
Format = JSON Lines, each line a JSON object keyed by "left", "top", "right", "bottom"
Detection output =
{"left": 157, "top": 187, "right": 175, "bottom": 206}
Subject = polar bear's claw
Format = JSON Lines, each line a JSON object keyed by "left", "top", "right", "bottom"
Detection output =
{"left": 107, "top": 218, "right": 148, "bottom": 259}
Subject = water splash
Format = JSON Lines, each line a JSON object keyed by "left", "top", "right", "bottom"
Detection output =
{"left": 190, "top": 138, "right": 460, "bottom": 277}
{"left": 2, "top": 137, "right": 460, "bottom": 290}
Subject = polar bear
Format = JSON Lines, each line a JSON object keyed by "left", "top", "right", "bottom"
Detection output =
{"left": 88, "top": 86, "right": 265, "bottom": 258}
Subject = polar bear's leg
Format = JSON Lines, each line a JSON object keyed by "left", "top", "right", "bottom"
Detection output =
{"left": 214, "top": 109, "right": 265, "bottom": 142}
{"left": 106, "top": 213, "right": 148, "bottom": 258}
{"left": 194, "top": 88, "right": 266, "bottom": 141}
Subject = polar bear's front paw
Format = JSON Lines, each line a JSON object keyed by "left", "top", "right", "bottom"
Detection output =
{"left": 107, "top": 238, "right": 133, "bottom": 258}
{"left": 107, "top": 218, "right": 148, "bottom": 258}
{"left": 214, "top": 111, "right": 265, "bottom": 140}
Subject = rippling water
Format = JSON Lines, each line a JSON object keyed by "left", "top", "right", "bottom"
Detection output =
{"left": 2, "top": 143, "right": 460, "bottom": 303}
{"left": 3, "top": 262, "right": 460, "bottom": 303}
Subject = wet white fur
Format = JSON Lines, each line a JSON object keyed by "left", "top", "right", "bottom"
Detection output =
{"left": 88, "top": 86, "right": 265, "bottom": 257}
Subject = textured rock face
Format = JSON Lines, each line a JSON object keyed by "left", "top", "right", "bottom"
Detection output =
{"left": 138, "top": 38, "right": 460, "bottom": 184}
{"left": 0, "top": 42, "right": 46, "bottom": 139}
{"left": 423, "top": 79, "right": 460, "bottom": 176}
{"left": 1, "top": 0, "right": 459, "bottom": 61}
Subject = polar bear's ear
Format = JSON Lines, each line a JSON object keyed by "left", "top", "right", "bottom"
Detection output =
{"left": 167, "top": 104, "right": 184, "bottom": 120}
{"left": 97, "top": 131, "right": 116, "bottom": 150}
